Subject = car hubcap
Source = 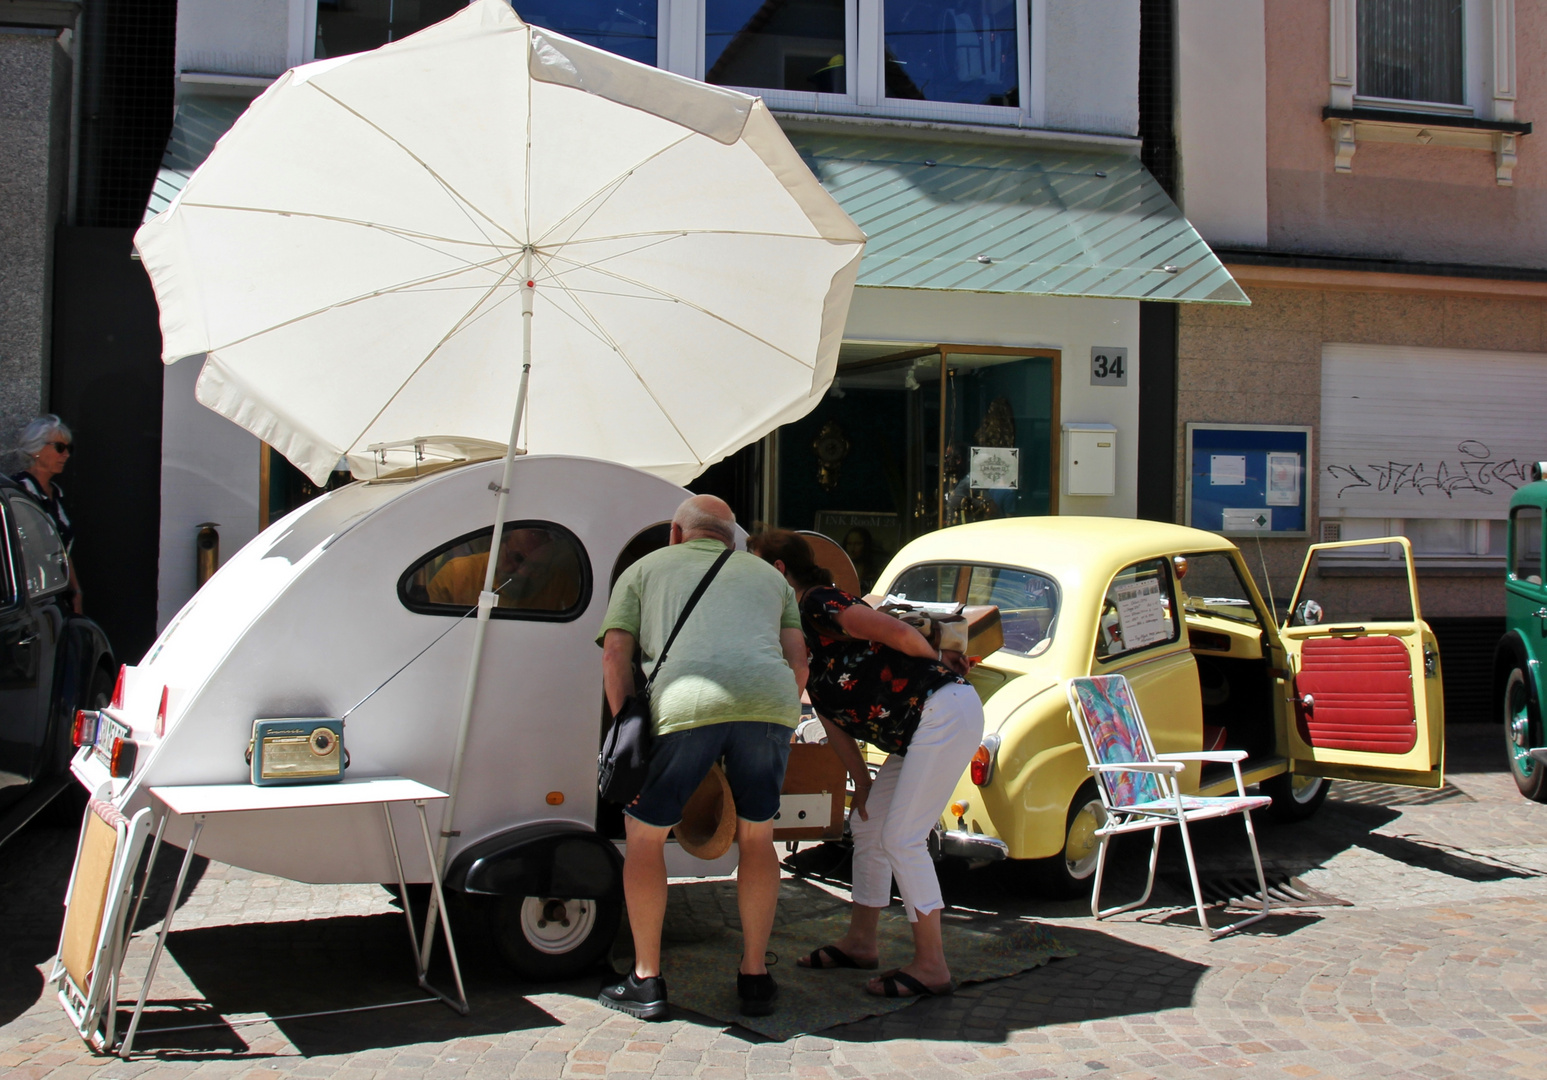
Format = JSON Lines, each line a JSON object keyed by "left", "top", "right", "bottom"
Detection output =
{"left": 1290, "top": 774, "right": 1324, "bottom": 804}
{"left": 520, "top": 897, "right": 595, "bottom": 955}
{"left": 1505, "top": 669, "right": 1535, "bottom": 779}
{"left": 1065, "top": 799, "right": 1106, "bottom": 880}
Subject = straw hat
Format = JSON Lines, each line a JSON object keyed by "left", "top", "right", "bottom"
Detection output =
{"left": 673, "top": 762, "right": 737, "bottom": 860}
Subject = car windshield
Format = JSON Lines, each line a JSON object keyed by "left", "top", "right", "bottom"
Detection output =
{"left": 888, "top": 562, "right": 1058, "bottom": 655}
{"left": 1178, "top": 551, "right": 1263, "bottom": 627}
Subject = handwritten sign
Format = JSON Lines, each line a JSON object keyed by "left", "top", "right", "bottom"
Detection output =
{"left": 1113, "top": 578, "right": 1170, "bottom": 650}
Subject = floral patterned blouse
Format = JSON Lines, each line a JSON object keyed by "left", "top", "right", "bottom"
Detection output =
{"left": 800, "top": 586, "right": 965, "bottom": 755}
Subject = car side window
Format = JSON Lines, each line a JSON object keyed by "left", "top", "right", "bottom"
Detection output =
{"left": 399, "top": 520, "right": 590, "bottom": 620}
{"left": 9, "top": 497, "right": 69, "bottom": 598}
{"left": 890, "top": 561, "right": 1059, "bottom": 656}
{"left": 1177, "top": 551, "right": 1262, "bottom": 628}
{"left": 1096, "top": 557, "right": 1179, "bottom": 662}
{"left": 1512, "top": 507, "right": 1542, "bottom": 584}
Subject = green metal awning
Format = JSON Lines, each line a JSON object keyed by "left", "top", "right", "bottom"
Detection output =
{"left": 144, "top": 97, "right": 250, "bottom": 223}
{"left": 791, "top": 133, "right": 1249, "bottom": 304}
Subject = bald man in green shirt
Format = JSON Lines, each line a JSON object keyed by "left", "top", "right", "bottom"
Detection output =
{"left": 598, "top": 495, "right": 807, "bottom": 1021}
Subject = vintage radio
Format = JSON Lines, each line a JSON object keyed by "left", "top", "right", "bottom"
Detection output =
{"left": 247, "top": 718, "right": 345, "bottom": 786}
{"left": 869, "top": 598, "right": 1005, "bottom": 658}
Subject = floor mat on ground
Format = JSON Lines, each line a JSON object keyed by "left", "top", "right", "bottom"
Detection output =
{"left": 654, "top": 910, "right": 1074, "bottom": 1040}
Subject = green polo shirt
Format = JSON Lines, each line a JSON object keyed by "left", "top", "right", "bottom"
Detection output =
{"left": 599, "top": 539, "right": 802, "bottom": 735}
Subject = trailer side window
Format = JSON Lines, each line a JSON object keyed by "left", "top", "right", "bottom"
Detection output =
{"left": 399, "top": 521, "right": 590, "bottom": 620}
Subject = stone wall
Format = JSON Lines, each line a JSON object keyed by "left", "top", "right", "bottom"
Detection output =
{"left": 0, "top": 31, "right": 71, "bottom": 460}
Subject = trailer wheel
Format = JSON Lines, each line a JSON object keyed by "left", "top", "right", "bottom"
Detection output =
{"left": 489, "top": 893, "right": 621, "bottom": 981}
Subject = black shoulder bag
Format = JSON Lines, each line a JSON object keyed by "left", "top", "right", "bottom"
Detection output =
{"left": 598, "top": 548, "right": 733, "bottom": 804}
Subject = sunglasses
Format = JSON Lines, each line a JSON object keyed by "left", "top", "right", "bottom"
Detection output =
{"left": 48, "top": 442, "right": 72, "bottom": 454}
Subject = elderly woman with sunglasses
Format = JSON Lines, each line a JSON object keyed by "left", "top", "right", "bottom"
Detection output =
{"left": 13, "top": 415, "right": 82, "bottom": 612}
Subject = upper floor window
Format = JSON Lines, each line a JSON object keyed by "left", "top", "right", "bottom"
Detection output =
{"left": 884, "top": 0, "right": 1019, "bottom": 107}
{"left": 706, "top": 0, "right": 846, "bottom": 93}
{"left": 518, "top": 0, "right": 659, "bottom": 66}
{"left": 314, "top": 0, "right": 467, "bottom": 60}
{"left": 1357, "top": 0, "right": 1464, "bottom": 107}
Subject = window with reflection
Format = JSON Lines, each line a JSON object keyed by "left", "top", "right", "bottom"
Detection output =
{"left": 889, "top": 561, "right": 1058, "bottom": 655}
{"left": 400, "top": 521, "right": 590, "bottom": 619}
{"left": 517, "top": 0, "right": 659, "bottom": 66}
{"left": 1095, "top": 558, "right": 1178, "bottom": 662}
{"left": 314, "top": 0, "right": 468, "bottom": 59}
{"left": 884, "top": 0, "right": 1019, "bottom": 106}
{"left": 1513, "top": 507, "right": 1542, "bottom": 584}
{"left": 706, "top": 0, "right": 848, "bottom": 93}
{"left": 9, "top": 499, "right": 69, "bottom": 597}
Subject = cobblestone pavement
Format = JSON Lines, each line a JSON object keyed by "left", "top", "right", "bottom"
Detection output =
{"left": 3, "top": 724, "right": 1545, "bottom": 1079}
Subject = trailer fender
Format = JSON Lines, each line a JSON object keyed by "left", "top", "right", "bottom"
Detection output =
{"left": 446, "top": 821, "right": 622, "bottom": 900}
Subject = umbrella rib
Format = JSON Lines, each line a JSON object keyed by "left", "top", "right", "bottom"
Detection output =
{"left": 309, "top": 84, "right": 524, "bottom": 252}
{"left": 533, "top": 133, "right": 694, "bottom": 250}
{"left": 345, "top": 258, "right": 529, "bottom": 456}
{"left": 542, "top": 253, "right": 816, "bottom": 372}
{"left": 203, "top": 253, "right": 525, "bottom": 353}
{"left": 535, "top": 252, "right": 701, "bottom": 463}
{"left": 174, "top": 203, "right": 519, "bottom": 257}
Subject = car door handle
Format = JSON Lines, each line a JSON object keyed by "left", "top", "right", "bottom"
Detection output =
{"left": 1534, "top": 608, "right": 1547, "bottom": 619}
{"left": 16, "top": 635, "right": 36, "bottom": 647}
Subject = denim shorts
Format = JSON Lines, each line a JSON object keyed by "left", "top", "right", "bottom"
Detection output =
{"left": 626, "top": 721, "right": 793, "bottom": 828}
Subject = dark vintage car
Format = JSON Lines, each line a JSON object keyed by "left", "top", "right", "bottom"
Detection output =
{"left": 0, "top": 476, "right": 114, "bottom": 844}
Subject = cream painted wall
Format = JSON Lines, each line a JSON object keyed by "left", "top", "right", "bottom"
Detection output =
{"left": 158, "top": 357, "right": 262, "bottom": 631}
{"left": 1176, "top": 0, "right": 1268, "bottom": 247}
{"left": 1043, "top": 0, "right": 1141, "bottom": 136}
{"left": 843, "top": 287, "right": 1141, "bottom": 518}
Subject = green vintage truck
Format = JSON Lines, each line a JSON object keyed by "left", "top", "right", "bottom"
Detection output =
{"left": 1498, "top": 465, "right": 1547, "bottom": 803}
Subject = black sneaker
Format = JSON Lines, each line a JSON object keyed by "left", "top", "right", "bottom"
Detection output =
{"left": 599, "top": 971, "right": 669, "bottom": 1021}
{"left": 737, "top": 971, "right": 778, "bottom": 1017}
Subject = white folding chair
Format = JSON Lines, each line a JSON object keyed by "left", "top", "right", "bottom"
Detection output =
{"left": 1066, "top": 674, "right": 1273, "bottom": 939}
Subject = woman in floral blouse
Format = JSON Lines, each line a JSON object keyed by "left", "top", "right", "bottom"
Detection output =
{"left": 751, "top": 529, "right": 984, "bottom": 998}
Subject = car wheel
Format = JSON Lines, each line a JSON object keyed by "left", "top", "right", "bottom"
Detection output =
{"left": 1021, "top": 780, "right": 1107, "bottom": 899}
{"left": 488, "top": 893, "right": 622, "bottom": 981}
{"left": 1502, "top": 665, "right": 1547, "bottom": 803}
{"left": 1260, "top": 771, "right": 1329, "bottom": 822}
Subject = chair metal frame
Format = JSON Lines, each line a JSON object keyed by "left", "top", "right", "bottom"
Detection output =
{"left": 1066, "top": 674, "right": 1274, "bottom": 939}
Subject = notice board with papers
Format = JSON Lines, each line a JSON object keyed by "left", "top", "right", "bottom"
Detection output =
{"left": 1185, "top": 423, "right": 1312, "bottom": 538}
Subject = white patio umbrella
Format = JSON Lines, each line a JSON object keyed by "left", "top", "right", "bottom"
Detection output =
{"left": 133, "top": 0, "right": 863, "bottom": 919}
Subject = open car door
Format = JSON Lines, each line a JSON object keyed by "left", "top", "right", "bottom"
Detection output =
{"left": 1278, "top": 537, "right": 1444, "bottom": 788}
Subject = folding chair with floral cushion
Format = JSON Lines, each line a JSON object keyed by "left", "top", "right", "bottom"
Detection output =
{"left": 1066, "top": 674, "right": 1274, "bottom": 939}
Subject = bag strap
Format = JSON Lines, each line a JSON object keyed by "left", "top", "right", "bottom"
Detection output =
{"left": 643, "top": 547, "right": 733, "bottom": 692}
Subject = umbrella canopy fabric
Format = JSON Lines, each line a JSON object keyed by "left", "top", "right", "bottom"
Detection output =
{"left": 135, "top": 0, "right": 864, "bottom": 486}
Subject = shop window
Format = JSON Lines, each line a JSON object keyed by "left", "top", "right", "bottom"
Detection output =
{"left": 517, "top": 0, "right": 659, "bottom": 66}
{"left": 1095, "top": 558, "right": 1177, "bottom": 662}
{"left": 1177, "top": 552, "right": 1262, "bottom": 629}
{"left": 884, "top": 0, "right": 1019, "bottom": 107}
{"left": 706, "top": 0, "right": 846, "bottom": 93}
{"left": 399, "top": 520, "right": 590, "bottom": 620}
{"left": 313, "top": 0, "right": 468, "bottom": 59}
{"left": 1512, "top": 507, "right": 1542, "bottom": 584}
{"left": 776, "top": 345, "right": 1056, "bottom": 554}
{"left": 1357, "top": 0, "right": 1465, "bottom": 107}
{"left": 9, "top": 499, "right": 69, "bottom": 597}
{"left": 889, "top": 561, "right": 1058, "bottom": 655}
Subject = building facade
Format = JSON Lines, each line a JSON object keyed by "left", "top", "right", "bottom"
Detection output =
{"left": 1174, "top": 0, "right": 1543, "bottom": 717}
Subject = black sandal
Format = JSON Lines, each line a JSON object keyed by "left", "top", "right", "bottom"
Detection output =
{"left": 866, "top": 970, "right": 955, "bottom": 998}
{"left": 797, "top": 944, "right": 879, "bottom": 970}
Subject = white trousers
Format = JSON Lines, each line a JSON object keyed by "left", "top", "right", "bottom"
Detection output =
{"left": 849, "top": 682, "right": 985, "bottom": 921}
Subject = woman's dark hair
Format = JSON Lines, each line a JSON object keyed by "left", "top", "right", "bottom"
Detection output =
{"left": 749, "top": 527, "right": 833, "bottom": 590}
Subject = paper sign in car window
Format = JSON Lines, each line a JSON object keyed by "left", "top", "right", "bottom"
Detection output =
{"left": 1114, "top": 578, "right": 1170, "bottom": 649}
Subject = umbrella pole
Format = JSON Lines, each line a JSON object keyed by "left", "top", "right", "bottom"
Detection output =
{"left": 419, "top": 257, "right": 535, "bottom": 967}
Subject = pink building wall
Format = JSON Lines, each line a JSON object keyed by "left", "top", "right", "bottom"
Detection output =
{"left": 1265, "top": 0, "right": 1545, "bottom": 267}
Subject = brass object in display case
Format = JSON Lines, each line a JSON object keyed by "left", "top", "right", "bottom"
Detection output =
{"left": 812, "top": 420, "right": 850, "bottom": 492}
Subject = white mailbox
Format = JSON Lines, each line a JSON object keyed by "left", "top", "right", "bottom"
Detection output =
{"left": 1063, "top": 422, "right": 1117, "bottom": 496}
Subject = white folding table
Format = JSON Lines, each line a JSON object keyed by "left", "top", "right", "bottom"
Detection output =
{"left": 119, "top": 776, "right": 468, "bottom": 1058}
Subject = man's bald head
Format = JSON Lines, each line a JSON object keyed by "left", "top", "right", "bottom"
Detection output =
{"left": 672, "top": 494, "right": 736, "bottom": 546}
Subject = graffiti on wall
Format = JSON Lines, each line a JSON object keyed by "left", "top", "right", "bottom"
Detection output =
{"left": 1325, "top": 441, "right": 1535, "bottom": 501}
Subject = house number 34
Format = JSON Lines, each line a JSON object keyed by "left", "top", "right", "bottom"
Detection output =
{"left": 1090, "top": 347, "right": 1128, "bottom": 386}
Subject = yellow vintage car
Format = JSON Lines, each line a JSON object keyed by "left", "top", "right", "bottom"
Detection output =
{"left": 865, "top": 517, "right": 1445, "bottom": 896}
